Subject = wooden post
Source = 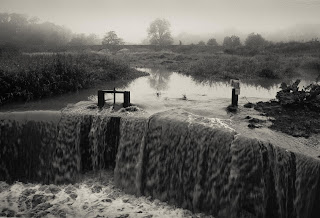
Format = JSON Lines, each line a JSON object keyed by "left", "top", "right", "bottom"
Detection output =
{"left": 123, "top": 91, "right": 131, "bottom": 107}
{"left": 113, "top": 87, "right": 116, "bottom": 105}
{"left": 98, "top": 90, "right": 105, "bottom": 108}
{"left": 232, "top": 88, "right": 238, "bottom": 106}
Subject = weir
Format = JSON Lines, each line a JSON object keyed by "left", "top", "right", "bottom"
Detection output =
{"left": 1, "top": 109, "right": 320, "bottom": 217}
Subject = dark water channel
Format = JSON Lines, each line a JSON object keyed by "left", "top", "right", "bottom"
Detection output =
{"left": 0, "top": 68, "right": 315, "bottom": 112}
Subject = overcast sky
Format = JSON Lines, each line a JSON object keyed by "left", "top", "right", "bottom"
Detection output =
{"left": 1, "top": 0, "right": 320, "bottom": 43}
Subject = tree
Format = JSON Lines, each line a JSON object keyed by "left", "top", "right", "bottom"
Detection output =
{"left": 207, "top": 38, "right": 218, "bottom": 46}
{"left": 0, "top": 12, "right": 72, "bottom": 46}
{"left": 102, "top": 31, "right": 124, "bottom": 45}
{"left": 147, "top": 18, "right": 173, "bottom": 46}
{"left": 245, "top": 33, "right": 267, "bottom": 48}
{"left": 198, "top": 40, "right": 206, "bottom": 46}
{"left": 223, "top": 35, "right": 241, "bottom": 48}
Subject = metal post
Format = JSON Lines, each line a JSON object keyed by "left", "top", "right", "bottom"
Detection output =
{"left": 113, "top": 87, "right": 116, "bottom": 105}
{"left": 98, "top": 90, "right": 105, "bottom": 108}
{"left": 232, "top": 88, "right": 238, "bottom": 107}
{"left": 123, "top": 91, "right": 131, "bottom": 107}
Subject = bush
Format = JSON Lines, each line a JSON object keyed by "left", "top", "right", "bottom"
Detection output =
{"left": 276, "top": 79, "right": 320, "bottom": 111}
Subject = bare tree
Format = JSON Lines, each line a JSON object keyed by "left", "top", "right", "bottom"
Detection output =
{"left": 148, "top": 18, "right": 173, "bottom": 46}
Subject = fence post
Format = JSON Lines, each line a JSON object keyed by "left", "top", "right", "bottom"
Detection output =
{"left": 123, "top": 91, "right": 131, "bottom": 107}
{"left": 113, "top": 87, "right": 116, "bottom": 105}
{"left": 232, "top": 88, "right": 238, "bottom": 106}
{"left": 98, "top": 90, "right": 105, "bottom": 108}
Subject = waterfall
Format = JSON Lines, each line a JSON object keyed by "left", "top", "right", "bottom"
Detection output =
{"left": 1, "top": 109, "right": 320, "bottom": 217}
{"left": 0, "top": 111, "right": 121, "bottom": 184}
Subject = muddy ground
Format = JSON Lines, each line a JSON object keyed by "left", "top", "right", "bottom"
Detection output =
{"left": 253, "top": 100, "right": 320, "bottom": 138}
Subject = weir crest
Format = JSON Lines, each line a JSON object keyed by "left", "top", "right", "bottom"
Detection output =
{"left": 0, "top": 109, "right": 319, "bottom": 218}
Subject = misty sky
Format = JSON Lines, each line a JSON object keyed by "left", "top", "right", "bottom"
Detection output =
{"left": 1, "top": 0, "right": 320, "bottom": 43}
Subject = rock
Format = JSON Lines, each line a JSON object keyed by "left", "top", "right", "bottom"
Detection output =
{"left": 226, "top": 105, "right": 237, "bottom": 112}
{"left": 248, "top": 123, "right": 262, "bottom": 129}
{"left": 244, "top": 102, "right": 254, "bottom": 108}
{"left": 245, "top": 116, "right": 251, "bottom": 119}
{"left": 249, "top": 118, "right": 265, "bottom": 124}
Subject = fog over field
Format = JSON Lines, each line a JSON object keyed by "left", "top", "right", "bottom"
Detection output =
{"left": 1, "top": 0, "right": 320, "bottom": 44}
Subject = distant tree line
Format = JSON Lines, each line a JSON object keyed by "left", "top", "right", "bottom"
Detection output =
{"left": 0, "top": 13, "right": 72, "bottom": 46}
{"left": 146, "top": 18, "right": 270, "bottom": 50}
{"left": 2, "top": 13, "right": 313, "bottom": 51}
{"left": 0, "top": 13, "right": 103, "bottom": 46}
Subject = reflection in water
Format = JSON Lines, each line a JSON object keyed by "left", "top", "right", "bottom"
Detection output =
{"left": 147, "top": 68, "right": 172, "bottom": 91}
{"left": 0, "top": 67, "right": 317, "bottom": 112}
{"left": 132, "top": 68, "right": 282, "bottom": 100}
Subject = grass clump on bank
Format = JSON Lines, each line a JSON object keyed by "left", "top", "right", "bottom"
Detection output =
{"left": 254, "top": 80, "right": 320, "bottom": 137}
{"left": 0, "top": 52, "right": 146, "bottom": 105}
{"left": 114, "top": 48, "right": 319, "bottom": 82}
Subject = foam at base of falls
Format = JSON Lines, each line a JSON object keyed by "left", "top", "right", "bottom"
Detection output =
{"left": 1, "top": 109, "right": 320, "bottom": 217}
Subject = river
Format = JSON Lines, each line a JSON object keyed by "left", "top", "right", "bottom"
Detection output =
{"left": 0, "top": 67, "right": 316, "bottom": 114}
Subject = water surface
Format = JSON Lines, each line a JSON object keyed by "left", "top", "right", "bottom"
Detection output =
{"left": 0, "top": 68, "right": 315, "bottom": 113}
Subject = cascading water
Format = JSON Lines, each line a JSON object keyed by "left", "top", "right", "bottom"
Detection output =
{"left": 1, "top": 109, "right": 320, "bottom": 217}
{"left": 0, "top": 111, "right": 121, "bottom": 184}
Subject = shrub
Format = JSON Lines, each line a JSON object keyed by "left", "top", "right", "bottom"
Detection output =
{"left": 276, "top": 79, "right": 320, "bottom": 111}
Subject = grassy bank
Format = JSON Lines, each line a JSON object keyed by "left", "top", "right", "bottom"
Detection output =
{"left": 0, "top": 52, "right": 147, "bottom": 105}
{"left": 113, "top": 48, "right": 320, "bottom": 81}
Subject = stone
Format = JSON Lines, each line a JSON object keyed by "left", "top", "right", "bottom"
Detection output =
{"left": 244, "top": 102, "right": 254, "bottom": 108}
